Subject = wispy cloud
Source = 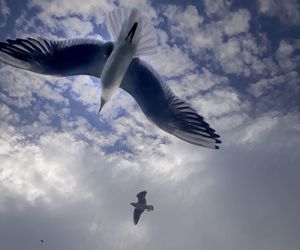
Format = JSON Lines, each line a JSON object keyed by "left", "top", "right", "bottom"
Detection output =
{"left": 258, "top": 0, "right": 300, "bottom": 26}
{"left": 0, "top": 0, "right": 10, "bottom": 28}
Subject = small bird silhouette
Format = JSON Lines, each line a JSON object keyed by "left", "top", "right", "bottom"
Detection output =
{"left": 130, "top": 190, "right": 153, "bottom": 225}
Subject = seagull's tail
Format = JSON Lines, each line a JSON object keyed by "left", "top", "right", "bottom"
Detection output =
{"left": 105, "top": 8, "right": 157, "bottom": 57}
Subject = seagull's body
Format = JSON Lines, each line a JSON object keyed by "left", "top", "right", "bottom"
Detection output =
{"left": 131, "top": 191, "right": 153, "bottom": 225}
{"left": 100, "top": 39, "right": 136, "bottom": 112}
{"left": 0, "top": 8, "right": 222, "bottom": 149}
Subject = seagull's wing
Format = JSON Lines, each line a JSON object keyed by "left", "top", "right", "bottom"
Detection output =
{"left": 121, "top": 59, "right": 222, "bottom": 149}
{"left": 136, "top": 190, "right": 147, "bottom": 204}
{"left": 133, "top": 208, "right": 144, "bottom": 225}
{"left": 0, "top": 37, "right": 114, "bottom": 77}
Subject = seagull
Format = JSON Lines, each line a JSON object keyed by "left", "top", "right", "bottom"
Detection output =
{"left": 0, "top": 8, "right": 221, "bottom": 149}
{"left": 131, "top": 190, "right": 153, "bottom": 225}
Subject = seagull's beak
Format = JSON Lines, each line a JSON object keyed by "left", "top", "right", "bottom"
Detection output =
{"left": 98, "top": 97, "right": 107, "bottom": 114}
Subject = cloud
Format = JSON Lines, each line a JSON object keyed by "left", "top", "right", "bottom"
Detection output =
{"left": 164, "top": 5, "right": 204, "bottom": 30}
{"left": 248, "top": 71, "right": 299, "bottom": 98}
{"left": 276, "top": 39, "right": 300, "bottom": 72}
{"left": 162, "top": 4, "right": 270, "bottom": 78}
{"left": 247, "top": 70, "right": 300, "bottom": 115}
{"left": 15, "top": 10, "right": 98, "bottom": 39}
{"left": 118, "top": 0, "right": 158, "bottom": 19}
{"left": 203, "top": 0, "right": 232, "bottom": 17}
{"left": 1, "top": 1, "right": 300, "bottom": 250}
{"left": 28, "top": 0, "right": 115, "bottom": 25}
{"left": 0, "top": 66, "right": 66, "bottom": 108}
{"left": 0, "top": 105, "right": 215, "bottom": 249}
{"left": 170, "top": 67, "right": 229, "bottom": 98}
{"left": 258, "top": 0, "right": 300, "bottom": 26}
{"left": 3, "top": 110, "right": 299, "bottom": 250}
{"left": 0, "top": 0, "right": 10, "bottom": 28}
{"left": 194, "top": 87, "right": 248, "bottom": 117}
{"left": 215, "top": 35, "right": 268, "bottom": 76}
{"left": 147, "top": 42, "right": 196, "bottom": 78}
{"left": 222, "top": 9, "right": 251, "bottom": 36}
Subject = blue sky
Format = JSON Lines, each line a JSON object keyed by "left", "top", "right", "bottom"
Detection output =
{"left": 0, "top": 0, "right": 300, "bottom": 250}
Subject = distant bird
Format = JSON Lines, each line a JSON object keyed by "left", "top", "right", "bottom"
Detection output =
{"left": 0, "top": 8, "right": 221, "bottom": 149}
{"left": 131, "top": 190, "right": 153, "bottom": 225}
{"left": 40, "top": 240, "right": 44, "bottom": 243}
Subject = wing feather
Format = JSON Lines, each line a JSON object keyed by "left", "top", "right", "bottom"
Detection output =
{"left": 136, "top": 191, "right": 147, "bottom": 204}
{"left": 133, "top": 209, "right": 143, "bottom": 225}
{"left": 121, "top": 59, "right": 221, "bottom": 149}
{"left": 0, "top": 37, "right": 114, "bottom": 77}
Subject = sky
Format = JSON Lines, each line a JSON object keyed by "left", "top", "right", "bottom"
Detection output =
{"left": 0, "top": 0, "right": 300, "bottom": 250}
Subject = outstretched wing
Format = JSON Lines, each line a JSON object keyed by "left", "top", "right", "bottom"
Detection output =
{"left": 136, "top": 191, "right": 147, "bottom": 204}
{"left": 133, "top": 208, "right": 144, "bottom": 225}
{"left": 121, "top": 59, "right": 222, "bottom": 149}
{"left": 0, "top": 37, "right": 114, "bottom": 77}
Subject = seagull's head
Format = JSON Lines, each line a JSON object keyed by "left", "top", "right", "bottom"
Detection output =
{"left": 130, "top": 202, "right": 136, "bottom": 207}
{"left": 98, "top": 96, "right": 108, "bottom": 114}
{"left": 125, "top": 22, "right": 138, "bottom": 43}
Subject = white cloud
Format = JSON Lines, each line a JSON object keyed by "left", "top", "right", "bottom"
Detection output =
{"left": 67, "top": 76, "right": 100, "bottom": 111}
{"left": 0, "top": 66, "right": 67, "bottom": 108}
{"left": 162, "top": 4, "right": 270, "bottom": 78}
{"left": 203, "top": 0, "right": 232, "bottom": 17}
{"left": 164, "top": 4, "right": 219, "bottom": 52}
{"left": 28, "top": 0, "right": 115, "bottom": 25}
{"left": 12, "top": 0, "right": 117, "bottom": 39}
{"left": 192, "top": 86, "right": 248, "bottom": 118}
{"left": 215, "top": 35, "right": 267, "bottom": 76}
{"left": 118, "top": 0, "right": 157, "bottom": 20}
{"left": 0, "top": 103, "right": 20, "bottom": 123}
{"left": 170, "top": 68, "right": 229, "bottom": 98}
{"left": 276, "top": 39, "right": 300, "bottom": 72}
{"left": 227, "top": 111, "right": 300, "bottom": 150}
{"left": 248, "top": 71, "right": 299, "bottom": 98}
{"left": 15, "top": 11, "right": 96, "bottom": 38}
{"left": 147, "top": 42, "right": 196, "bottom": 78}
{"left": 164, "top": 5, "right": 204, "bottom": 30}
{"left": 258, "top": 0, "right": 300, "bottom": 26}
{"left": 58, "top": 16, "right": 94, "bottom": 37}
{"left": 240, "top": 112, "right": 278, "bottom": 144}
{"left": 16, "top": 0, "right": 158, "bottom": 39}
{"left": 222, "top": 9, "right": 251, "bottom": 36}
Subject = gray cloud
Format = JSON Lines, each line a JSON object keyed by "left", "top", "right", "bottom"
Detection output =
{"left": 0, "top": 0, "right": 10, "bottom": 28}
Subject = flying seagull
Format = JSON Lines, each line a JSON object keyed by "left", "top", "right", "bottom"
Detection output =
{"left": 0, "top": 8, "right": 221, "bottom": 149}
{"left": 131, "top": 190, "right": 153, "bottom": 225}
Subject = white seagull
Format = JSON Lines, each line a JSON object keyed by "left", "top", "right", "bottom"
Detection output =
{"left": 0, "top": 8, "right": 221, "bottom": 149}
{"left": 131, "top": 190, "right": 153, "bottom": 225}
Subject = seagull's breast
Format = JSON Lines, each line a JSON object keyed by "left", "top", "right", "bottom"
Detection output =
{"left": 135, "top": 203, "right": 146, "bottom": 210}
{"left": 101, "top": 41, "right": 136, "bottom": 99}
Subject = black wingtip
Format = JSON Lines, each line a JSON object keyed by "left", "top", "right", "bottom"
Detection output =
{"left": 215, "top": 138, "right": 222, "bottom": 144}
